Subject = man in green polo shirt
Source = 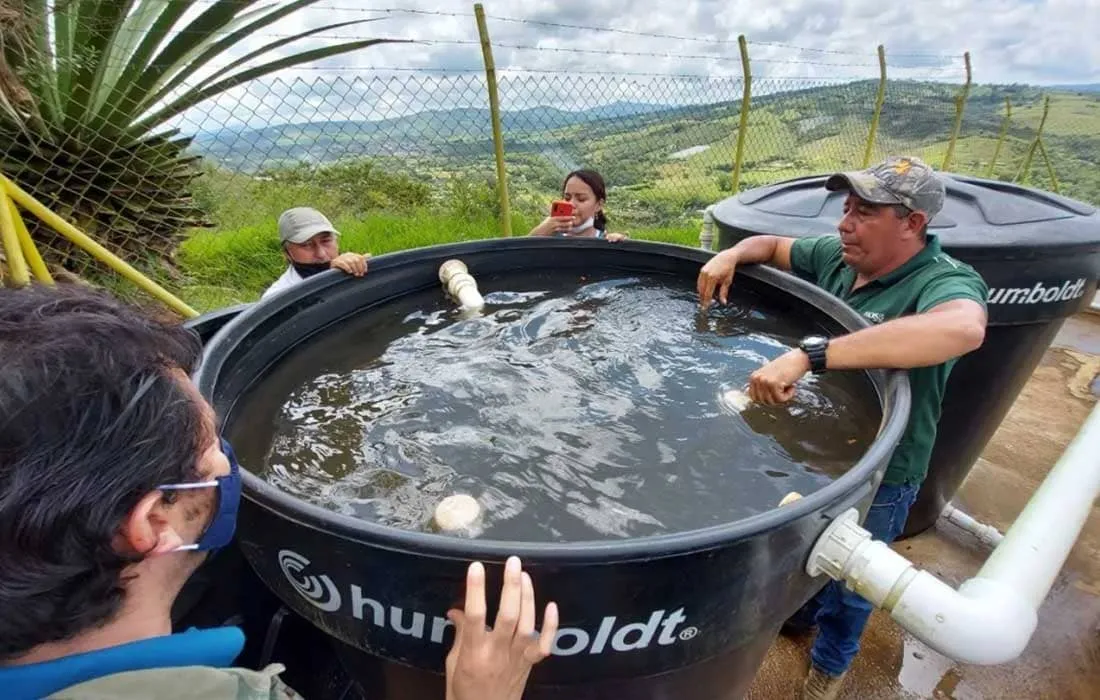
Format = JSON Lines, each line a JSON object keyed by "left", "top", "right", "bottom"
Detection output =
{"left": 697, "top": 155, "right": 988, "bottom": 700}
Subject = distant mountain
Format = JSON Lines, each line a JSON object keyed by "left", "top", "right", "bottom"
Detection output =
{"left": 1049, "top": 83, "right": 1100, "bottom": 93}
{"left": 191, "top": 100, "right": 679, "bottom": 170}
{"left": 186, "top": 81, "right": 1100, "bottom": 209}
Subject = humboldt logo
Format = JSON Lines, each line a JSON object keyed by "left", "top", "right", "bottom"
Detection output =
{"left": 277, "top": 549, "right": 699, "bottom": 656}
{"left": 987, "top": 278, "right": 1088, "bottom": 305}
{"left": 278, "top": 550, "right": 342, "bottom": 612}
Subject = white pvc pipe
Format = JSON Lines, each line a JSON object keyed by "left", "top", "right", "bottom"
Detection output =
{"left": 807, "top": 400, "right": 1100, "bottom": 665}
{"left": 699, "top": 205, "right": 716, "bottom": 251}
{"left": 975, "top": 399, "right": 1100, "bottom": 608}
{"left": 438, "top": 259, "right": 485, "bottom": 312}
{"left": 939, "top": 503, "right": 1004, "bottom": 547}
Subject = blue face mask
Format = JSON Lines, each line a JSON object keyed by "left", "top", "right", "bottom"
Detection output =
{"left": 158, "top": 438, "right": 242, "bottom": 552}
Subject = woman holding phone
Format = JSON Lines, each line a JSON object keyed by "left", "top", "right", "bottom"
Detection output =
{"left": 528, "top": 169, "right": 628, "bottom": 242}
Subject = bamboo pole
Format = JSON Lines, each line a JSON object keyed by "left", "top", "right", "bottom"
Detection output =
{"left": 942, "top": 51, "right": 972, "bottom": 172}
{"left": 986, "top": 96, "right": 1012, "bottom": 177}
{"left": 0, "top": 186, "right": 29, "bottom": 286}
{"left": 474, "top": 3, "right": 513, "bottom": 237}
{"left": 862, "top": 45, "right": 887, "bottom": 168}
{"left": 1, "top": 175, "right": 198, "bottom": 317}
{"left": 8, "top": 198, "right": 52, "bottom": 283}
{"left": 731, "top": 35, "right": 751, "bottom": 193}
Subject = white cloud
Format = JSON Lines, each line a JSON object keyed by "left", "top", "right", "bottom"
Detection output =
{"left": 173, "top": 0, "right": 1097, "bottom": 131}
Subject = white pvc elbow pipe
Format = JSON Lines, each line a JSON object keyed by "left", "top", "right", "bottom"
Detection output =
{"left": 438, "top": 259, "right": 485, "bottom": 312}
{"left": 807, "top": 400, "right": 1100, "bottom": 665}
{"left": 807, "top": 510, "right": 1036, "bottom": 664}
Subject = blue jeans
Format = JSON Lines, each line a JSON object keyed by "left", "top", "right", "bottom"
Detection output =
{"left": 790, "top": 481, "right": 921, "bottom": 677}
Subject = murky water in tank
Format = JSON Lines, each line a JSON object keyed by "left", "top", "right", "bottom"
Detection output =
{"left": 231, "top": 270, "right": 880, "bottom": 542}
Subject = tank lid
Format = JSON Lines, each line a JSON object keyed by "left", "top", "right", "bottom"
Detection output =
{"left": 715, "top": 173, "right": 1100, "bottom": 249}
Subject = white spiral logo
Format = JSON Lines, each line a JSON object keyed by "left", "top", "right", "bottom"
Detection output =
{"left": 278, "top": 549, "right": 342, "bottom": 612}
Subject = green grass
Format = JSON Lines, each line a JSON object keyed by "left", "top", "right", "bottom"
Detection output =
{"left": 1012, "top": 94, "right": 1100, "bottom": 136}
{"left": 178, "top": 209, "right": 698, "bottom": 311}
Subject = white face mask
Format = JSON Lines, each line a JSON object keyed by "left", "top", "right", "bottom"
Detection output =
{"left": 570, "top": 217, "right": 595, "bottom": 234}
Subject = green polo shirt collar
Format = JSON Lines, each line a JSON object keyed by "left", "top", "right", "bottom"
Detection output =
{"left": 839, "top": 234, "right": 944, "bottom": 294}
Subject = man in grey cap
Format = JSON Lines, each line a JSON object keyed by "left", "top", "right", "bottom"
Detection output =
{"left": 696, "top": 156, "right": 989, "bottom": 699}
{"left": 262, "top": 207, "right": 371, "bottom": 300}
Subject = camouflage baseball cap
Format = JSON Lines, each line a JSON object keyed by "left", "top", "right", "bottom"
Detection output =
{"left": 825, "top": 155, "right": 945, "bottom": 217}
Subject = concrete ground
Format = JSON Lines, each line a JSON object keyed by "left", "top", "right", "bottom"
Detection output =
{"left": 747, "top": 313, "right": 1100, "bottom": 699}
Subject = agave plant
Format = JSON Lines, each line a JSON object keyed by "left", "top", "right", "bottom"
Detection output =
{"left": 1, "top": 0, "right": 399, "bottom": 270}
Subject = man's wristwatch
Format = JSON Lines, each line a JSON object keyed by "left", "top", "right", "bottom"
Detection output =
{"left": 799, "top": 335, "right": 830, "bottom": 374}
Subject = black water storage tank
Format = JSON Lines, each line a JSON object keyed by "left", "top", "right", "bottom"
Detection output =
{"left": 712, "top": 174, "right": 1100, "bottom": 537}
{"left": 194, "top": 238, "right": 912, "bottom": 700}
{"left": 183, "top": 302, "right": 253, "bottom": 343}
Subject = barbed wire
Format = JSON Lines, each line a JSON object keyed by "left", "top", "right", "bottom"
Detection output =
{"left": 49, "top": 35, "right": 960, "bottom": 76}
{"left": 75, "top": 2, "right": 965, "bottom": 64}
{"left": 248, "top": 66, "right": 966, "bottom": 81}
{"left": 75, "top": 21, "right": 955, "bottom": 69}
{"left": 178, "top": 1, "right": 965, "bottom": 58}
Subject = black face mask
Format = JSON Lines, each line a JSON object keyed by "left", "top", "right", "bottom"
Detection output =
{"left": 291, "top": 260, "right": 331, "bottom": 278}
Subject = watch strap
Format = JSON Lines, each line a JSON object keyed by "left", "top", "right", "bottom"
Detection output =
{"left": 801, "top": 338, "right": 829, "bottom": 374}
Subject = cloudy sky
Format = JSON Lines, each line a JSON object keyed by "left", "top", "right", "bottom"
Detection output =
{"left": 176, "top": 0, "right": 1096, "bottom": 132}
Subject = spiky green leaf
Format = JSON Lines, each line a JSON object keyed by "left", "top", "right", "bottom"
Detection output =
{"left": 137, "top": 0, "right": 322, "bottom": 113}
{"left": 90, "top": 0, "right": 173, "bottom": 116}
{"left": 2, "top": 0, "right": 397, "bottom": 283}
{"left": 135, "top": 37, "right": 401, "bottom": 132}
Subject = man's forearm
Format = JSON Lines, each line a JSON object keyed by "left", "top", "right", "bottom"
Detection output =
{"left": 825, "top": 305, "right": 986, "bottom": 370}
{"left": 727, "top": 235, "right": 790, "bottom": 270}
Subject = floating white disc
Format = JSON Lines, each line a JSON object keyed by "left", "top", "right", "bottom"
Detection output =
{"left": 433, "top": 494, "right": 483, "bottom": 533}
{"left": 779, "top": 491, "right": 803, "bottom": 507}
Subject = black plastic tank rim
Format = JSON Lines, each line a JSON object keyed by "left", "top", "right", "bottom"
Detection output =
{"left": 193, "top": 237, "right": 912, "bottom": 563}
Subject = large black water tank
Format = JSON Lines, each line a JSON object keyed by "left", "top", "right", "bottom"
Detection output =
{"left": 194, "top": 238, "right": 911, "bottom": 700}
{"left": 713, "top": 174, "right": 1100, "bottom": 536}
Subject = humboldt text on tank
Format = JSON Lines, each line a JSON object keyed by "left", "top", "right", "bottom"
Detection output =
{"left": 278, "top": 549, "right": 698, "bottom": 657}
{"left": 986, "top": 278, "right": 1088, "bottom": 305}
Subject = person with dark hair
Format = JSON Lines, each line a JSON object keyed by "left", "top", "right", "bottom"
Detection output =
{"left": 0, "top": 284, "right": 558, "bottom": 700}
{"left": 528, "top": 169, "right": 628, "bottom": 242}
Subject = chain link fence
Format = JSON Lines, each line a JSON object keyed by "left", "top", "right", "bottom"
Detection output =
{"left": 2, "top": 3, "right": 1099, "bottom": 313}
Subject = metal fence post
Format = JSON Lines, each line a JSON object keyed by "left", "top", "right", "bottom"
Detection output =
{"left": 474, "top": 3, "right": 513, "bottom": 237}
{"left": 731, "top": 35, "right": 751, "bottom": 194}
{"left": 1038, "top": 139, "right": 1060, "bottom": 193}
{"left": 1015, "top": 95, "right": 1051, "bottom": 184}
{"left": 987, "top": 96, "right": 1012, "bottom": 177}
{"left": 942, "top": 51, "right": 972, "bottom": 172}
{"left": 861, "top": 45, "right": 887, "bottom": 168}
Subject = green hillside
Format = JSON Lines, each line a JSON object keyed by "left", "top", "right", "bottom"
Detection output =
{"left": 192, "top": 80, "right": 1100, "bottom": 230}
{"left": 179, "top": 80, "right": 1100, "bottom": 310}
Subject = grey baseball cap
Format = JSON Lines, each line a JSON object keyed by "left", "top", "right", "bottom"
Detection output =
{"left": 278, "top": 207, "right": 341, "bottom": 245}
{"left": 825, "top": 155, "right": 946, "bottom": 218}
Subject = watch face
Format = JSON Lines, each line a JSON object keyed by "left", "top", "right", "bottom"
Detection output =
{"left": 802, "top": 335, "right": 828, "bottom": 349}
